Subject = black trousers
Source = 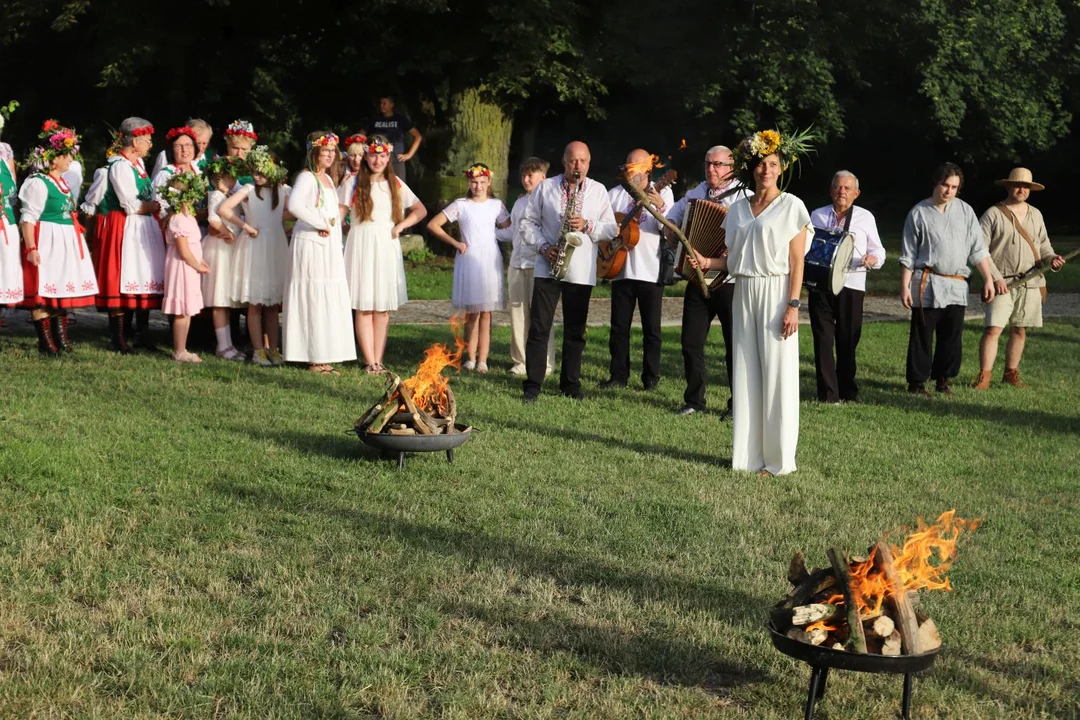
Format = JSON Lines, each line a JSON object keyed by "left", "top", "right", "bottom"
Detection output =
{"left": 681, "top": 282, "right": 735, "bottom": 411}
{"left": 808, "top": 287, "right": 865, "bottom": 402}
{"left": 524, "top": 278, "right": 593, "bottom": 397}
{"left": 608, "top": 279, "right": 664, "bottom": 386}
{"left": 905, "top": 305, "right": 965, "bottom": 385}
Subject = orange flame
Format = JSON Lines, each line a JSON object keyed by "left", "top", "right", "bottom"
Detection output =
{"left": 401, "top": 315, "right": 465, "bottom": 416}
{"left": 806, "top": 619, "right": 839, "bottom": 634}
{"left": 679, "top": 138, "right": 687, "bottom": 150}
{"left": 622, "top": 153, "right": 664, "bottom": 178}
{"left": 826, "top": 511, "right": 980, "bottom": 617}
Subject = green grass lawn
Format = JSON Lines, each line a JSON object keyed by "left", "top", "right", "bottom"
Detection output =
{"left": 407, "top": 237, "right": 1080, "bottom": 300}
{"left": 2, "top": 319, "right": 1079, "bottom": 718}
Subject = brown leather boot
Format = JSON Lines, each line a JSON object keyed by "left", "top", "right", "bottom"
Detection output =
{"left": 970, "top": 370, "right": 992, "bottom": 390}
{"left": 1003, "top": 367, "right": 1029, "bottom": 389}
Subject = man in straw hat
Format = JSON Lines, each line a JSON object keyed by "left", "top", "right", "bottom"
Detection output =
{"left": 971, "top": 167, "right": 1066, "bottom": 390}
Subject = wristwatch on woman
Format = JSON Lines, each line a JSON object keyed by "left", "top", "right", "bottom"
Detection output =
{"left": 788, "top": 299, "right": 801, "bottom": 309}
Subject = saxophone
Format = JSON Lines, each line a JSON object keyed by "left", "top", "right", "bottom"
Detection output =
{"left": 551, "top": 171, "right": 583, "bottom": 282}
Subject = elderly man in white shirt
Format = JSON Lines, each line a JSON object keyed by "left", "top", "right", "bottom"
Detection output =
{"left": 521, "top": 141, "right": 618, "bottom": 401}
{"left": 668, "top": 145, "right": 751, "bottom": 418}
{"left": 807, "top": 170, "right": 886, "bottom": 404}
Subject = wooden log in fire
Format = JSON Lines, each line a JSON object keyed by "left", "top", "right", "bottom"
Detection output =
{"left": 828, "top": 548, "right": 868, "bottom": 653}
{"left": 866, "top": 614, "right": 895, "bottom": 639}
{"left": 397, "top": 382, "right": 434, "bottom": 435}
{"left": 792, "top": 603, "right": 837, "bottom": 626}
{"left": 788, "top": 551, "right": 810, "bottom": 586}
{"left": 873, "top": 542, "right": 924, "bottom": 655}
{"left": 368, "top": 398, "right": 402, "bottom": 434}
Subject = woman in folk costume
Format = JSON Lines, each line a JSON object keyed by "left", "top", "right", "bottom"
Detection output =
{"left": 281, "top": 131, "right": 356, "bottom": 374}
{"left": 80, "top": 132, "right": 124, "bottom": 248}
{"left": 337, "top": 134, "right": 427, "bottom": 374}
{"left": 704, "top": 128, "right": 816, "bottom": 476}
{"left": 0, "top": 101, "right": 23, "bottom": 334}
{"left": 16, "top": 121, "right": 99, "bottom": 355}
{"left": 202, "top": 120, "right": 256, "bottom": 361}
{"left": 152, "top": 126, "right": 202, "bottom": 196}
{"left": 93, "top": 116, "right": 165, "bottom": 354}
{"left": 427, "top": 163, "right": 510, "bottom": 372}
{"left": 218, "top": 146, "right": 291, "bottom": 366}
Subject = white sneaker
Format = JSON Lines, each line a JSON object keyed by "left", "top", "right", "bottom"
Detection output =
{"left": 476, "top": 362, "right": 489, "bottom": 374}
{"left": 508, "top": 364, "right": 526, "bottom": 375}
{"left": 216, "top": 346, "right": 246, "bottom": 362}
{"left": 463, "top": 359, "right": 476, "bottom": 371}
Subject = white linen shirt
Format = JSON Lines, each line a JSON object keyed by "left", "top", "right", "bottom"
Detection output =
{"left": 809, "top": 205, "right": 886, "bottom": 292}
{"left": 900, "top": 198, "right": 989, "bottom": 308}
{"left": 723, "top": 193, "right": 812, "bottom": 278}
{"left": 607, "top": 184, "right": 674, "bottom": 283}
{"left": 496, "top": 193, "right": 539, "bottom": 269}
{"left": 522, "top": 174, "right": 618, "bottom": 286}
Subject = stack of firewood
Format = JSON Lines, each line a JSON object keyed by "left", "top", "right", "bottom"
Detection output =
{"left": 772, "top": 543, "right": 943, "bottom": 656}
{"left": 354, "top": 373, "right": 457, "bottom": 436}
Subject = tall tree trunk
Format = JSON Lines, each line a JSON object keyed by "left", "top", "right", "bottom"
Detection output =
{"left": 438, "top": 86, "right": 513, "bottom": 203}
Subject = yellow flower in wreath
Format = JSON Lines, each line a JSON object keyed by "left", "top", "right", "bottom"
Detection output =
{"left": 760, "top": 130, "right": 781, "bottom": 155}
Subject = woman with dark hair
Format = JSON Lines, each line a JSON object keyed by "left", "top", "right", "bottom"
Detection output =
{"left": 899, "top": 162, "right": 995, "bottom": 396}
{"left": 281, "top": 131, "right": 356, "bottom": 374}
{"left": 706, "top": 129, "right": 816, "bottom": 476}
{"left": 152, "top": 126, "right": 200, "bottom": 195}
{"left": 17, "top": 120, "right": 99, "bottom": 355}
{"left": 93, "top": 116, "right": 164, "bottom": 353}
{"left": 338, "top": 134, "right": 426, "bottom": 374}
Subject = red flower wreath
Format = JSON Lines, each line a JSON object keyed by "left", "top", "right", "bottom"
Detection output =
{"left": 344, "top": 133, "right": 368, "bottom": 148}
{"left": 41, "top": 119, "right": 61, "bottom": 133}
{"left": 165, "top": 126, "right": 197, "bottom": 143}
{"left": 131, "top": 126, "right": 155, "bottom": 137}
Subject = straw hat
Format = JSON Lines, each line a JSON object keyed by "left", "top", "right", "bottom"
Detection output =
{"left": 995, "top": 167, "right": 1045, "bottom": 191}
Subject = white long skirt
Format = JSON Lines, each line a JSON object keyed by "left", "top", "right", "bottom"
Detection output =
{"left": 731, "top": 275, "right": 800, "bottom": 475}
{"left": 202, "top": 233, "right": 242, "bottom": 308}
{"left": 343, "top": 220, "right": 407, "bottom": 311}
{"left": 0, "top": 220, "right": 24, "bottom": 304}
{"left": 282, "top": 229, "right": 357, "bottom": 364}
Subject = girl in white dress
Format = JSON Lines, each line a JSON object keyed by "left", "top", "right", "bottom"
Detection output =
{"left": 706, "top": 129, "right": 816, "bottom": 476}
{"left": 282, "top": 131, "right": 356, "bottom": 374}
{"left": 218, "top": 146, "right": 291, "bottom": 366}
{"left": 337, "top": 135, "right": 427, "bottom": 374}
{"left": 17, "top": 121, "right": 99, "bottom": 356}
{"left": 427, "top": 163, "right": 511, "bottom": 372}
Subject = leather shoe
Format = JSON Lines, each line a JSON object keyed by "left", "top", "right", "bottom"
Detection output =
{"left": 642, "top": 379, "right": 659, "bottom": 391}
{"left": 935, "top": 379, "right": 953, "bottom": 396}
{"left": 907, "top": 383, "right": 931, "bottom": 398}
{"left": 675, "top": 405, "right": 699, "bottom": 416}
{"left": 522, "top": 393, "right": 538, "bottom": 404}
{"left": 561, "top": 391, "right": 583, "bottom": 400}
{"left": 598, "top": 379, "right": 626, "bottom": 390}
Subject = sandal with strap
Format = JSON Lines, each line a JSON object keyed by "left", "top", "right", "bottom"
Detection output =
{"left": 364, "top": 363, "right": 381, "bottom": 376}
{"left": 173, "top": 351, "right": 203, "bottom": 364}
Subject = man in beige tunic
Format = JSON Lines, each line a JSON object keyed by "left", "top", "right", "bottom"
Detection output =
{"left": 972, "top": 168, "right": 1066, "bottom": 390}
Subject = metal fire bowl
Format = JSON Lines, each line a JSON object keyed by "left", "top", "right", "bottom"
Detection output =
{"left": 355, "top": 413, "right": 473, "bottom": 470}
{"left": 767, "top": 622, "right": 940, "bottom": 674}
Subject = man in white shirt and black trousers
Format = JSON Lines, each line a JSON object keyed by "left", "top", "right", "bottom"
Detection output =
{"left": 521, "top": 141, "right": 618, "bottom": 402}
{"left": 807, "top": 170, "right": 886, "bottom": 404}
{"left": 668, "top": 145, "right": 751, "bottom": 418}
{"left": 600, "top": 148, "right": 674, "bottom": 391}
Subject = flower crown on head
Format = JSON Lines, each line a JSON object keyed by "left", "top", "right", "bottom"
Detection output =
{"left": 307, "top": 133, "right": 339, "bottom": 150}
{"left": 25, "top": 119, "right": 81, "bottom": 170}
{"left": 105, "top": 129, "right": 123, "bottom": 158}
{"left": 344, "top": 133, "right": 368, "bottom": 148}
{"left": 224, "top": 119, "right": 257, "bottom": 141}
{"left": 730, "top": 127, "right": 818, "bottom": 190}
{"left": 366, "top": 139, "right": 393, "bottom": 155}
{"left": 131, "top": 125, "right": 154, "bottom": 137}
{"left": 159, "top": 170, "right": 209, "bottom": 215}
{"left": 203, "top": 154, "right": 246, "bottom": 181}
{"left": 165, "top": 126, "right": 197, "bottom": 144}
{"left": 246, "top": 144, "right": 288, "bottom": 184}
{"left": 464, "top": 163, "right": 492, "bottom": 179}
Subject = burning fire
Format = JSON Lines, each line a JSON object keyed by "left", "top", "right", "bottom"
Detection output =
{"left": 830, "top": 510, "right": 980, "bottom": 618}
{"left": 622, "top": 153, "right": 664, "bottom": 178}
{"left": 679, "top": 138, "right": 687, "bottom": 149}
{"left": 401, "top": 315, "right": 465, "bottom": 416}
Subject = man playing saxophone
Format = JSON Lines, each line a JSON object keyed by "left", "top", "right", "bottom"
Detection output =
{"left": 521, "top": 141, "right": 618, "bottom": 402}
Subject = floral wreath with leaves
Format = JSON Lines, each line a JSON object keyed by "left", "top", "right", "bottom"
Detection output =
{"left": 307, "top": 133, "right": 339, "bottom": 150}
{"left": 245, "top": 145, "right": 288, "bottom": 184}
{"left": 22, "top": 120, "right": 82, "bottom": 171}
{"left": 464, "top": 163, "right": 493, "bottom": 179}
{"left": 131, "top": 125, "right": 155, "bottom": 138}
{"left": 159, "top": 170, "right": 209, "bottom": 215}
{"left": 224, "top": 119, "right": 257, "bottom": 141}
{"left": 731, "top": 127, "right": 818, "bottom": 190}
{"left": 203, "top": 155, "right": 246, "bottom": 181}
{"left": 366, "top": 138, "right": 394, "bottom": 155}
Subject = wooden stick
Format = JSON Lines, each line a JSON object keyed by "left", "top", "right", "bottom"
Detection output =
{"left": 874, "top": 542, "right": 923, "bottom": 655}
{"left": 619, "top": 176, "right": 711, "bottom": 298}
{"left": 397, "top": 383, "right": 434, "bottom": 435}
{"left": 788, "top": 551, "right": 810, "bottom": 586}
{"left": 367, "top": 396, "right": 402, "bottom": 434}
{"left": 827, "top": 548, "right": 867, "bottom": 653}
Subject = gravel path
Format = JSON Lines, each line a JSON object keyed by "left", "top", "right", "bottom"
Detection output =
{"left": 3, "top": 293, "right": 1077, "bottom": 335}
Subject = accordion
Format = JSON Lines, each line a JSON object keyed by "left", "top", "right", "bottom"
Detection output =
{"left": 674, "top": 198, "right": 728, "bottom": 291}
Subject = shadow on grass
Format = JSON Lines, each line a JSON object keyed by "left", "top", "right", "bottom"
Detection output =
{"left": 933, "top": 648, "right": 1080, "bottom": 718}
{"left": 443, "top": 598, "right": 772, "bottom": 692}
{"left": 208, "top": 478, "right": 775, "bottom": 690}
